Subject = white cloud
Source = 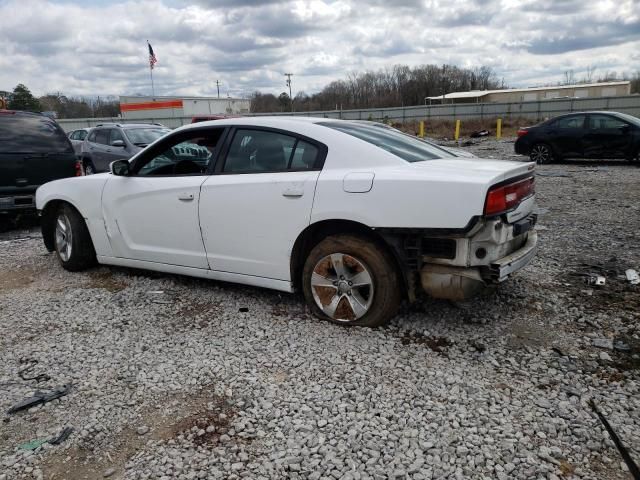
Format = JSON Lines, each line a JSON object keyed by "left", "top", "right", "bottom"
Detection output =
{"left": 0, "top": 0, "right": 637, "bottom": 98}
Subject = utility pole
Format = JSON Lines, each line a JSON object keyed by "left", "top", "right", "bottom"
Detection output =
{"left": 216, "top": 80, "right": 221, "bottom": 99}
{"left": 284, "top": 73, "right": 293, "bottom": 112}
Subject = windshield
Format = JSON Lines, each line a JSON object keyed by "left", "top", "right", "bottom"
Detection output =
{"left": 124, "top": 127, "right": 171, "bottom": 146}
{"left": 0, "top": 114, "right": 73, "bottom": 154}
{"left": 319, "top": 121, "right": 455, "bottom": 162}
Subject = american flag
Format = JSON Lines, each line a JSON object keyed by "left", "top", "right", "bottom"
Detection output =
{"left": 148, "top": 42, "right": 157, "bottom": 69}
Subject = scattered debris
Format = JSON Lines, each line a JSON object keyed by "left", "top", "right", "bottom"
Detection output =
{"left": 613, "top": 340, "right": 631, "bottom": 353}
{"left": 17, "top": 427, "right": 73, "bottom": 451}
{"left": 6, "top": 384, "right": 72, "bottom": 414}
{"left": 18, "top": 438, "right": 48, "bottom": 451}
{"left": 136, "top": 425, "right": 150, "bottom": 435}
{"left": 599, "top": 351, "right": 612, "bottom": 362}
{"left": 239, "top": 307, "right": 249, "bottom": 313}
{"left": 103, "top": 467, "right": 117, "bottom": 478}
{"left": 470, "top": 130, "right": 490, "bottom": 138}
{"left": 586, "top": 275, "right": 606, "bottom": 287}
{"left": 18, "top": 359, "right": 51, "bottom": 383}
{"left": 592, "top": 338, "right": 614, "bottom": 350}
{"left": 589, "top": 400, "right": 640, "bottom": 479}
{"left": 49, "top": 426, "right": 74, "bottom": 445}
{"left": 625, "top": 269, "right": 639, "bottom": 285}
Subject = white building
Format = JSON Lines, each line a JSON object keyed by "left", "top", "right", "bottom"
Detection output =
{"left": 119, "top": 95, "right": 250, "bottom": 120}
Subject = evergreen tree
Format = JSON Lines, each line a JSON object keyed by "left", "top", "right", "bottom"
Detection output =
{"left": 8, "top": 84, "right": 41, "bottom": 112}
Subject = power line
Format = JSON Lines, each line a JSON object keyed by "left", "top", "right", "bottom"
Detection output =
{"left": 284, "top": 73, "right": 293, "bottom": 112}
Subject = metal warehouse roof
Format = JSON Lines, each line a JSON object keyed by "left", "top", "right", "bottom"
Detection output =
{"left": 427, "top": 81, "right": 630, "bottom": 100}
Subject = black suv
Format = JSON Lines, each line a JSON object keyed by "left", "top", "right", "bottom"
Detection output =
{"left": 81, "top": 123, "right": 170, "bottom": 174}
{"left": 0, "top": 110, "right": 78, "bottom": 216}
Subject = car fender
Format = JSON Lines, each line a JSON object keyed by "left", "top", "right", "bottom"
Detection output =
{"left": 36, "top": 175, "right": 113, "bottom": 256}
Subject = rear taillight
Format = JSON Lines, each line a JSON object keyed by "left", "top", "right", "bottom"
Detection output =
{"left": 484, "top": 176, "right": 535, "bottom": 216}
{"left": 75, "top": 160, "right": 84, "bottom": 176}
{"left": 516, "top": 128, "right": 529, "bottom": 137}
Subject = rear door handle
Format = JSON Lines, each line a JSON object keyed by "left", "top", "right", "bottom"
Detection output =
{"left": 178, "top": 193, "right": 194, "bottom": 201}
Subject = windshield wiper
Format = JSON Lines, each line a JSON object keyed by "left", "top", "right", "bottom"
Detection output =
{"left": 133, "top": 142, "right": 149, "bottom": 147}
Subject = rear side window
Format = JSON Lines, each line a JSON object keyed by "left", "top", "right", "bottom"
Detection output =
{"left": 0, "top": 114, "right": 72, "bottom": 154}
{"left": 319, "top": 121, "right": 454, "bottom": 162}
{"left": 95, "top": 130, "right": 109, "bottom": 145}
{"left": 553, "top": 115, "right": 585, "bottom": 129}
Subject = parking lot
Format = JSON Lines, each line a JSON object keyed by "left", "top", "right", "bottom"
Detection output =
{"left": 1, "top": 137, "right": 639, "bottom": 480}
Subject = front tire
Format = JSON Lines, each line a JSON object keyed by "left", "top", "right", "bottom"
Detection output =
{"left": 302, "top": 234, "right": 401, "bottom": 327}
{"left": 54, "top": 204, "right": 96, "bottom": 271}
{"left": 529, "top": 143, "right": 554, "bottom": 164}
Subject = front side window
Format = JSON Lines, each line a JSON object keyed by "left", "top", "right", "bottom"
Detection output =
{"left": 135, "top": 129, "right": 223, "bottom": 177}
{"left": 124, "top": 127, "right": 171, "bottom": 147}
{"left": 109, "top": 129, "right": 125, "bottom": 144}
{"left": 319, "top": 121, "right": 455, "bottom": 162}
{"left": 78, "top": 130, "right": 88, "bottom": 140}
{"left": 223, "top": 129, "right": 306, "bottom": 173}
{"left": 554, "top": 115, "right": 585, "bottom": 129}
{"left": 589, "top": 115, "right": 628, "bottom": 130}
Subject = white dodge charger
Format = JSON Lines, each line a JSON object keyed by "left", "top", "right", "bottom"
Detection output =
{"left": 36, "top": 117, "right": 538, "bottom": 327}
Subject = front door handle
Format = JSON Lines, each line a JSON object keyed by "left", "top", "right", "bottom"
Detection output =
{"left": 178, "top": 193, "right": 194, "bottom": 201}
{"left": 282, "top": 187, "right": 304, "bottom": 197}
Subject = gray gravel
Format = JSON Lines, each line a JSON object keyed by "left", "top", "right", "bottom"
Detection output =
{"left": 1, "top": 138, "right": 639, "bottom": 480}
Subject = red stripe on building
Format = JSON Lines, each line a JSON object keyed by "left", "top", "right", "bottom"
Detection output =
{"left": 120, "top": 100, "right": 183, "bottom": 112}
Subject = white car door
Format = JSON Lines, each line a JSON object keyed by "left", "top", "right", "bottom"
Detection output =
{"left": 101, "top": 127, "right": 226, "bottom": 269}
{"left": 199, "top": 127, "right": 326, "bottom": 281}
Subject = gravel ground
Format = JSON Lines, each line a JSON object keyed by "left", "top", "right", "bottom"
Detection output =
{"left": 1, "top": 138, "right": 639, "bottom": 480}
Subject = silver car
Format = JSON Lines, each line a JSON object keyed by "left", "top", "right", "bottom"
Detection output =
{"left": 67, "top": 128, "right": 92, "bottom": 159}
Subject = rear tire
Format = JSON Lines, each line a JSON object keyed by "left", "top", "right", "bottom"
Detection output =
{"left": 529, "top": 143, "right": 554, "bottom": 164}
{"left": 83, "top": 159, "right": 96, "bottom": 175}
{"left": 54, "top": 204, "right": 96, "bottom": 271}
{"left": 302, "top": 234, "right": 401, "bottom": 327}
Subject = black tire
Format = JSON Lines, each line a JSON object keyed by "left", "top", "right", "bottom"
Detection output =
{"left": 529, "top": 143, "right": 554, "bottom": 164}
{"left": 302, "top": 234, "right": 401, "bottom": 327}
{"left": 83, "top": 158, "right": 96, "bottom": 175}
{"left": 53, "top": 204, "right": 96, "bottom": 271}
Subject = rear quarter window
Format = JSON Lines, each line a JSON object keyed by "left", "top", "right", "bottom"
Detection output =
{"left": 0, "top": 114, "right": 72, "bottom": 154}
{"left": 319, "top": 122, "right": 454, "bottom": 162}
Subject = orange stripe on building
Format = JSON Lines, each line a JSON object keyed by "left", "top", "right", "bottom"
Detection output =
{"left": 120, "top": 100, "right": 183, "bottom": 112}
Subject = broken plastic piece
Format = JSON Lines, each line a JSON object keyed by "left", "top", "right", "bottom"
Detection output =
{"left": 6, "top": 384, "right": 72, "bottom": 415}
{"left": 49, "top": 426, "right": 74, "bottom": 445}
{"left": 18, "top": 439, "right": 48, "bottom": 451}
{"left": 586, "top": 275, "right": 605, "bottom": 286}
{"left": 625, "top": 269, "right": 639, "bottom": 285}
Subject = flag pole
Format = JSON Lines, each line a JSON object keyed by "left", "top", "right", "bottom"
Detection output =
{"left": 150, "top": 67, "right": 155, "bottom": 97}
{"left": 147, "top": 40, "right": 155, "bottom": 97}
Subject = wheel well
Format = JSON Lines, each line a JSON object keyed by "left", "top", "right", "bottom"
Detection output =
{"left": 290, "top": 219, "right": 408, "bottom": 295}
{"left": 41, "top": 200, "right": 87, "bottom": 252}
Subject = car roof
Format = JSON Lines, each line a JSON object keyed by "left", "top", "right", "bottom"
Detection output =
{"left": 93, "top": 123, "right": 167, "bottom": 129}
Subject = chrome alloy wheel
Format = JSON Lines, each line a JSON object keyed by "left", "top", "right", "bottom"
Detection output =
{"left": 55, "top": 213, "right": 73, "bottom": 261}
{"left": 530, "top": 144, "right": 551, "bottom": 164}
{"left": 310, "top": 253, "right": 374, "bottom": 322}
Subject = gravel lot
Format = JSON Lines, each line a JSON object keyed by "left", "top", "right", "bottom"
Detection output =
{"left": 1, "top": 137, "right": 639, "bottom": 480}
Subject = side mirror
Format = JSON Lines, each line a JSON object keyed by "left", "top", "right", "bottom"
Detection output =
{"left": 111, "top": 139, "right": 126, "bottom": 147}
{"left": 110, "top": 159, "right": 130, "bottom": 176}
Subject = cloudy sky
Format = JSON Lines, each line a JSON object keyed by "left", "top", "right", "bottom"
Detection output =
{"left": 1, "top": 0, "right": 638, "bottom": 99}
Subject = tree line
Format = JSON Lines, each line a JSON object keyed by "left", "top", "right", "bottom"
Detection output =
{"left": 251, "top": 64, "right": 503, "bottom": 112}
{"left": 1, "top": 84, "right": 119, "bottom": 118}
